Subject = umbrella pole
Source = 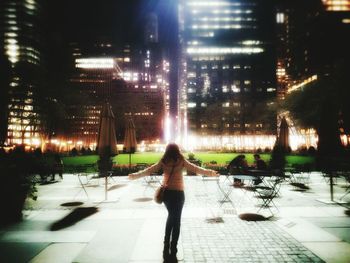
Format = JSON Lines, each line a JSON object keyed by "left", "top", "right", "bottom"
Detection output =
{"left": 105, "top": 173, "right": 108, "bottom": 200}
{"left": 129, "top": 153, "right": 131, "bottom": 169}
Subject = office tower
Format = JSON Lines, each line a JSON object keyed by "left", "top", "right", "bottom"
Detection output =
{"left": 65, "top": 40, "right": 167, "bottom": 148}
{"left": 276, "top": 0, "right": 350, "bottom": 95}
{"left": 0, "top": 0, "right": 43, "bottom": 146}
{"left": 179, "top": 0, "right": 276, "bottom": 149}
{"left": 275, "top": 0, "right": 322, "bottom": 97}
{"left": 144, "top": 13, "right": 159, "bottom": 44}
{"left": 67, "top": 57, "right": 122, "bottom": 148}
{"left": 117, "top": 44, "right": 169, "bottom": 142}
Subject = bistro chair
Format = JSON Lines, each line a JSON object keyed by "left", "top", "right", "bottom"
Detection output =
{"left": 255, "top": 176, "right": 284, "bottom": 214}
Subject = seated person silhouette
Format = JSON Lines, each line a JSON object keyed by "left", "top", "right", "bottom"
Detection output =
{"left": 253, "top": 154, "right": 268, "bottom": 185}
{"left": 227, "top": 154, "right": 248, "bottom": 187}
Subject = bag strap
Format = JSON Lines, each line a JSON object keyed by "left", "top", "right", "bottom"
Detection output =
{"left": 163, "top": 164, "right": 175, "bottom": 188}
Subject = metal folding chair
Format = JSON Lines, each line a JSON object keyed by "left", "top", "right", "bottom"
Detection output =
{"left": 255, "top": 176, "right": 283, "bottom": 214}
{"left": 71, "top": 163, "right": 99, "bottom": 199}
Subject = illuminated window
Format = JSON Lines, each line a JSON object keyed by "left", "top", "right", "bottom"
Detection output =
{"left": 187, "top": 47, "right": 264, "bottom": 55}
{"left": 222, "top": 102, "right": 230, "bottom": 107}
{"left": 231, "top": 85, "right": 240, "bottom": 93}
{"left": 188, "top": 72, "right": 196, "bottom": 77}
{"left": 222, "top": 85, "right": 229, "bottom": 93}
{"left": 187, "top": 88, "right": 195, "bottom": 93}
{"left": 276, "top": 13, "right": 285, "bottom": 23}
{"left": 187, "top": 102, "right": 197, "bottom": 108}
{"left": 233, "top": 102, "right": 240, "bottom": 107}
{"left": 323, "top": 0, "right": 350, "bottom": 11}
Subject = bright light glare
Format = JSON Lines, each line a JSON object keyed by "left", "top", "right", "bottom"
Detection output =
{"left": 75, "top": 58, "right": 115, "bottom": 69}
{"left": 187, "top": 47, "right": 264, "bottom": 55}
{"left": 188, "top": 1, "right": 240, "bottom": 6}
{"left": 192, "top": 24, "right": 242, "bottom": 29}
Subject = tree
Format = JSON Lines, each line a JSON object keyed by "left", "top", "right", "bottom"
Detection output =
{"left": 282, "top": 60, "right": 350, "bottom": 166}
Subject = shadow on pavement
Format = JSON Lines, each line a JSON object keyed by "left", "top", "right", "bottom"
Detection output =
{"left": 290, "top": 183, "right": 310, "bottom": 191}
{"left": 50, "top": 207, "right": 99, "bottom": 231}
{"left": 60, "top": 202, "right": 84, "bottom": 207}
{"left": 239, "top": 213, "right": 269, "bottom": 221}
{"left": 108, "top": 184, "right": 127, "bottom": 191}
{"left": 206, "top": 217, "right": 224, "bottom": 223}
{"left": 133, "top": 197, "right": 153, "bottom": 202}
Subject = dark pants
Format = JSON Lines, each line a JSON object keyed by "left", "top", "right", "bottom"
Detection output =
{"left": 163, "top": 189, "right": 185, "bottom": 250}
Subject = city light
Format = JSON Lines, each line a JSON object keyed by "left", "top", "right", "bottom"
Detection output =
{"left": 287, "top": 75, "right": 318, "bottom": 93}
{"left": 192, "top": 24, "right": 242, "bottom": 29}
{"left": 187, "top": 1, "right": 241, "bottom": 7}
{"left": 322, "top": 0, "right": 350, "bottom": 11}
{"left": 187, "top": 47, "right": 264, "bottom": 55}
{"left": 75, "top": 58, "right": 115, "bottom": 69}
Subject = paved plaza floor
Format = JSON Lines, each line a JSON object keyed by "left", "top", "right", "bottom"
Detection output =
{"left": 0, "top": 172, "right": 349, "bottom": 263}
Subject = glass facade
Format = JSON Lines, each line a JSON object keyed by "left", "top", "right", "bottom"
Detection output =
{"left": 179, "top": 0, "right": 276, "bottom": 146}
{"left": 1, "top": 0, "right": 43, "bottom": 146}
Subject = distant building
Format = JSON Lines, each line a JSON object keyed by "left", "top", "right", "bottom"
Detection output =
{"left": 0, "top": 0, "right": 44, "bottom": 146}
{"left": 178, "top": 0, "right": 277, "bottom": 149}
{"left": 276, "top": 0, "right": 350, "bottom": 96}
{"left": 144, "top": 13, "right": 159, "bottom": 44}
{"left": 65, "top": 39, "right": 168, "bottom": 148}
{"left": 111, "top": 82, "right": 166, "bottom": 143}
{"left": 66, "top": 57, "right": 122, "bottom": 148}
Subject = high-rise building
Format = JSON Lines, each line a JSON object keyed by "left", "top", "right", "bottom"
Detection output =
{"left": 179, "top": 0, "right": 276, "bottom": 149}
{"left": 0, "top": 0, "right": 44, "bottom": 146}
{"left": 64, "top": 39, "right": 168, "bottom": 148}
{"left": 66, "top": 57, "right": 122, "bottom": 147}
{"left": 144, "top": 13, "right": 159, "bottom": 44}
{"left": 275, "top": 0, "right": 322, "bottom": 97}
{"left": 276, "top": 0, "right": 350, "bottom": 95}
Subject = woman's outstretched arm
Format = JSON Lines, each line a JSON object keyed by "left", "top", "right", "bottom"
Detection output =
{"left": 128, "top": 161, "right": 162, "bottom": 180}
{"left": 184, "top": 159, "right": 218, "bottom": 176}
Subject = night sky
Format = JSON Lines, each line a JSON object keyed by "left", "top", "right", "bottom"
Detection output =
{"left": 47, "top": 0, "right": 179, "bottom": 115}
{"left": 48, "top": 0, "right": 178, "bottom": 47}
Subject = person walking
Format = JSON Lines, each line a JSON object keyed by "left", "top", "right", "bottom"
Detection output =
{"left": 129, "top": 143, "right": 218, "bottom": 262}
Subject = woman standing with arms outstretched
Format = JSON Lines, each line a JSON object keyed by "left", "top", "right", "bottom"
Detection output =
{"left": 129, "top": 143, "right": 218, "bottom": 262}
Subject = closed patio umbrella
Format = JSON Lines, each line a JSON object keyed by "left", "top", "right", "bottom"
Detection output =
{"left": 97, "top": 102, "right": 117, "bottom": 200}
{"left": 97, "top": 102, "right": 117, "bottom": 157}
{"left": 123, "top": 117, "right": 137, "bottom": 168}
{"left": 277, "top": 117, "right": 290, "bottom": 152}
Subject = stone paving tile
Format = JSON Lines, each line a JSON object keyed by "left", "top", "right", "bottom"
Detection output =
{"left": 181, "top": 217, "right": 325, "bottom": 263}
{"left": 2, "top": 173, "right": 348, "bottom": 262}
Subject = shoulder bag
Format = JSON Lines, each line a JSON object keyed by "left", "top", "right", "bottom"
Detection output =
{"left": 154, "top": 165, "right": 175, "bottom": 204}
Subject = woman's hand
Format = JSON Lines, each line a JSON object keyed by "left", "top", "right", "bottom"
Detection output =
{"left": 128, "top": 173, "right": 138, "bottom": 180}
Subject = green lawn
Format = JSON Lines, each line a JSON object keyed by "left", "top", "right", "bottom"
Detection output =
{"left": 63, "top": 152, "right": 314, "bottom": 167}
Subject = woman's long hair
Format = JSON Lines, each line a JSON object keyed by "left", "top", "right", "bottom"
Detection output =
{"left": 161, "top": 143, "right": 184, "bottom": 164}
